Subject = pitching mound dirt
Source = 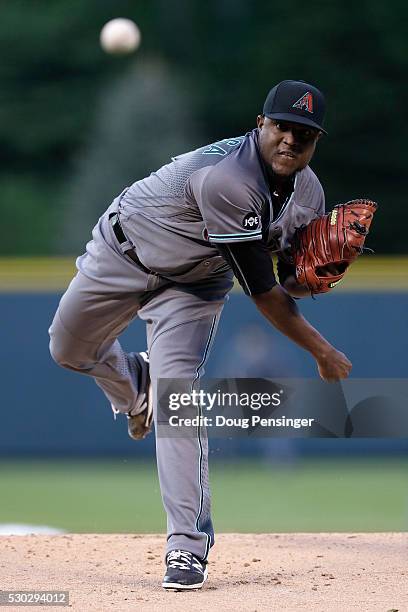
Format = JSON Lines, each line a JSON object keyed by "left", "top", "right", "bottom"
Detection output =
{"left": 0, "top": 533, "right": 406, "bottom": 611}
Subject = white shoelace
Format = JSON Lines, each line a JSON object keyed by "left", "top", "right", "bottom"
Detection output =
{"left": 167, "top": 550, "right": 203, "bottom": 572}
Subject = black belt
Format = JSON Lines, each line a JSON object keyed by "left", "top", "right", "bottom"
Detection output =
{"left": 109, "top": 213, "right": 152, "bottom": 274}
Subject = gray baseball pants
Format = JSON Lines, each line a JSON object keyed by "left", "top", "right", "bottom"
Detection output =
{"left": 48, "top": 198, "right": 233, "bottom": 561}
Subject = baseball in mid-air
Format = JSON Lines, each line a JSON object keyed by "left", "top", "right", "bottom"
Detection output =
{"left": 100, "top": 18, "right": 141, "bottom": 55}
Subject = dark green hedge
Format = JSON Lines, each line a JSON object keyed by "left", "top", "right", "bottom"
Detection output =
{"left": 0, "top": 0, "right": 406, "bottom": 254}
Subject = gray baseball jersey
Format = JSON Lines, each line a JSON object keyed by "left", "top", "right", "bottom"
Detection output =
{"left": 50, "top": 127, "right": 325, "bottom": 564}
{"left": 88, "top": 129, "right": 324, "bottom": 284}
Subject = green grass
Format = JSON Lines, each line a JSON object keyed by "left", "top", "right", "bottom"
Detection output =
{"left": 0, "top": 459, "right": 406, "bottom": 533}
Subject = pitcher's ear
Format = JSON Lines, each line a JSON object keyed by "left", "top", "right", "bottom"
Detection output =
{"left": 257, "top": 114, "right": 265, "bottom": 128}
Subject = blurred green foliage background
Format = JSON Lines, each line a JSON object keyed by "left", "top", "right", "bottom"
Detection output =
{"left": 0, "top": 0, "right": 407, "bottom": 255}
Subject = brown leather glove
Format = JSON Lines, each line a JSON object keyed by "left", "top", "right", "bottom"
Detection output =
{"left": 292, "top": 199, "right": 378, "bottom": 294}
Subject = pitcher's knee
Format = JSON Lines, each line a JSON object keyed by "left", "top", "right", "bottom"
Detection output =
{"left": 49, "top": 336, "right": 68, "bottom": 368}
{"left": 48, "top": 335, "right": 80, "bottom": 371}
{"left": 48, "top": 318, "right": 93, "bottom": 372}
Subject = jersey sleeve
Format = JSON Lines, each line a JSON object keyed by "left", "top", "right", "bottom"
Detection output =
{"left": 300, "top": 168, "right": 326, "bottom": 218}
{"left": 191, "top": 164, "right": 264, "bottom": 244}
{"left": 316, "top": 181, "right": 325, "bottom": 217}
{"left": 216, "top": 241, "right": 277, "bottom": 296}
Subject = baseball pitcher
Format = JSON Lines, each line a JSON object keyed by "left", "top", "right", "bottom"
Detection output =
{"left": 49, "top": 80, "right": 376, "bottom": 590}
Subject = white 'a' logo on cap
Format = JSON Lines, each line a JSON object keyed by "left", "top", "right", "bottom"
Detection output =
{"left": 292, "top": 92, "right": 313, "bottom": 113}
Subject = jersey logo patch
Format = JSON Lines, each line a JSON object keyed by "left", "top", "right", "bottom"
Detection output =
{"left": 242, "top": 213, "right": 260, "bottom": 230}
{"left": 292, "top": 92, "right": 313, "bottom": 114}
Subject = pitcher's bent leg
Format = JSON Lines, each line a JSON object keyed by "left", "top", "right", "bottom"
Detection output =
{"left": 49, "top": 271, "right": 146, "bottom": 415}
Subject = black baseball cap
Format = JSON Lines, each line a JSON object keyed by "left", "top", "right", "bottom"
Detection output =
{"left": 263, "top": 80, "right": 327, "bottom": 134}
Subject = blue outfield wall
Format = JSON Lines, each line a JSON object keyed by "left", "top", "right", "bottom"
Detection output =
{"left": 1, "top": 291, "right": 408, "bottom": 457}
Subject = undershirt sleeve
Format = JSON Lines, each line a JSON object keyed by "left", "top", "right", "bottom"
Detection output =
{"left": 277, "top": 258, "right": 297, "bottom": 285}
{"left": 216, "top": 240, "right": 277, "bottom": 296}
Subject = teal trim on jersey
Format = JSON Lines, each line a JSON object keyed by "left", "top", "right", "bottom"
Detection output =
{"left": 220, "top": 137, "right": 245, "bottom": 147}
{"left": 191, "top": 314, "right": 219, "bottom": 560}
{"left": 202, "top": 144, "right": 228, "bottom": 156}
{"left": 209, "top": 232, "right": 262, "bottom": 242}
{"left": 208, "top": 229, "right": 261, "bottom": 238}
{"left": 202, "top": 135, "right": 245, "bottom": 157}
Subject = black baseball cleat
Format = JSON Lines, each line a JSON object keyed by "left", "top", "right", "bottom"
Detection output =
{"left": 127, "top": 351, "right": 153, "bottom": 440}
{"left": 111, "top": 352, "right": 153, "bottom": 440}
{"left": 162, "top": 550, "right": 208, "bottom": 590}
